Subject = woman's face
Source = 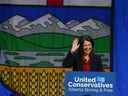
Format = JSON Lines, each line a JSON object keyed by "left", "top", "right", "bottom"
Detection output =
{"left": 83, "top": 40, "right": 92, "bottom": 55}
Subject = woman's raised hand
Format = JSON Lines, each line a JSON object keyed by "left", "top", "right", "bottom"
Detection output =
{"left": 70, "top": 38, "right": 80, "bottom": 53}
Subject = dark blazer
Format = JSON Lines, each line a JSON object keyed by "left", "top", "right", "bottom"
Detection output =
{"left": 63, "top": 51, "right": 103, "bottom": 71}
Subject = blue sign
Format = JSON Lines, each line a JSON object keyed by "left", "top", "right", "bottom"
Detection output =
{"left": 0, "top": 81, "right": 18, "bottom": 96}
{"left": 64, "top": 72, "right": 115, "bottom": 96}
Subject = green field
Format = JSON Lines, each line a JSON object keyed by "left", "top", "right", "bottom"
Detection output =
{"left": 0, "top": 31, "right": 110, "bottom": 52}
{"left": 0, "top": 31, "right": 44, "bottom": 51}
{"left": 94, "top": 36, "right": 110, "bottom": 52}
{"left": 21, "top": 33, "right": 74, "bottom": 49}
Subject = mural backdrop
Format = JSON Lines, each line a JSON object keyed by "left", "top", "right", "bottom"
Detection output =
{"left": 0, "top": 0, "right": 112, "bottom": 95}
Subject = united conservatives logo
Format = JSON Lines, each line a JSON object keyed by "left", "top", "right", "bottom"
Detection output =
{"left": 64, "top": 72, "right": 115, "bottom": 96}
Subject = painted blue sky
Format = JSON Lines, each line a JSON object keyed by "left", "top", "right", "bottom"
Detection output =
{"left": 0, "top": 5, "right": 112, "bottom": 26}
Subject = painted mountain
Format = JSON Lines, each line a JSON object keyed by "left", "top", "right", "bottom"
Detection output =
{"left": 0, "top": 13, "right": 111, "bottom": 67}
{"left": 0, "top": 13, "right": 110, "bottom": 37}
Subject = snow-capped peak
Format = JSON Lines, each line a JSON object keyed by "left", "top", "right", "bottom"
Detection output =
{"left": 66, "top": 20, "right": 80, "bottom": 28}
{"left": 1, "top": 15, "right": 29, "bottom": 31}
{"left": 70, "top": 19, "right": 100, "bottom": 31}
{"left": 8, "top": 15, "right": 26, "bottom": 21}
{"left": 21, "top": 13, "right": 67, "bottom": 29}
{"left": 21, "top": 13, "right": 53, "bottom": 28}
{"left": 8, "top": 15, "right": 28, "bottom": 31}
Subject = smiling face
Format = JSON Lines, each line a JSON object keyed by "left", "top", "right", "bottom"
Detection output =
{"left": 83, "top": 40, "right": 92, "bottom": 55}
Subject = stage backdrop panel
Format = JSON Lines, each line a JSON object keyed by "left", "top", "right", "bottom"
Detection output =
{"left": 0, "top": 0, "right": 112, "bottom": 95}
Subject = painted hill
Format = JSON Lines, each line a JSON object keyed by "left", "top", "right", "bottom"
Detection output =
{"left": 0, "top": 31, "right": 110, "bottom": 52}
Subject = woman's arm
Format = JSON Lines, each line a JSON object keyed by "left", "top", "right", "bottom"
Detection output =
{"left": 62, "top": 51, "right": 75, "bottom": 67}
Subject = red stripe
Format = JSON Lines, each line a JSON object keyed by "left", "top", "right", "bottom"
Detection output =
{"left": 47, "top": 0, "right": 63, "bottom": 6}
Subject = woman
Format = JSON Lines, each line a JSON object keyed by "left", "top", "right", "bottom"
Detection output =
{"left": 63, "top": 35, "right": 103, "bottom": 71}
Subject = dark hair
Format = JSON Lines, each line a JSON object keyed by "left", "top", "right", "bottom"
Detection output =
{"left": 78, "top": 35, "right": 94, "bottom": 55}
{"left": 79, "top": 35, "right": 94, "bottom": 47}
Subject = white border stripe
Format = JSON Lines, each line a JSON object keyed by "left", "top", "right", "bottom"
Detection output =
{"left": 64, "top": 0, "right": 112, "bottom": 7}
{"left": 0, "top": 0, "right": 47, "bottom": 5}
{"left": 0, "top": 0, "right": 111, "bottom": 7}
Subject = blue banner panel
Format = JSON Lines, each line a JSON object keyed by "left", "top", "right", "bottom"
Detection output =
{"left": 64, "top": 72, "right": 115, "bottom": 96}
{"left": 114, "top": 0, "right": 128, "bottom": 96}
